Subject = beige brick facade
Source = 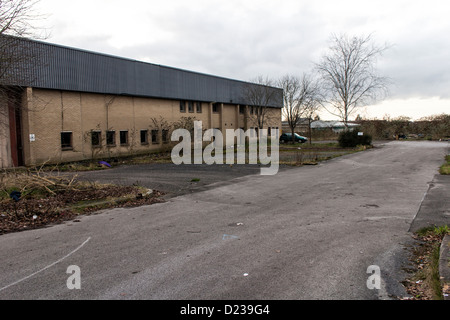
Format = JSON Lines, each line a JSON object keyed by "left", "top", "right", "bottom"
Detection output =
{"left": 19, "top": 88, "right": 281, "bottom": 166}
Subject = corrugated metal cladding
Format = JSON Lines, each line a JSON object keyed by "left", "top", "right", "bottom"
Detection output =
{"left": 9, "top": 36, "right": 282, "bottom": 108}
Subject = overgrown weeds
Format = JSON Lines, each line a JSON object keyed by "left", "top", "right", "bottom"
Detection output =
{"left": 402, "top": 225, "right": 449, "bottom": 300}
{"left": 0, "top": 164, "right": 80, "bottom": 200}
{"left": 0, "top": 165, "right": 164, "bottom": 235}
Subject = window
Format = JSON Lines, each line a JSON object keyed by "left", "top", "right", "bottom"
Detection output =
{"left": 140, "top": 130, "right": 148, "bottom": 145}
{"left": 212, "top": 103, "right": 220, "bottom": 113}
{"left": 151, "top": 129, "right": 159, "bottom": 144}
{"left": 239, "top": 105, "right": 245, "bottom": 114}
{"left": 162, "top": 129, "right": 169, "bottom": 144}
{"left": 91, "top": 131, "right": 101, "bottom": 147}
{"left": 188, "top": 101, "right": 194, "bottom": 113}
{"left": 196, "top": 102, "right": 202, "bottom": 113}
{"left": 61, "top": 132, "right": 73, "bottom": 150}
{"left": 180, "top": 101, "right": 186, "bottom": 113}
{"left": 106, "top": 131, "right": 116, "bottom": 146}
{"left": 120, "top": 131, "right": 129, "bottom": 145}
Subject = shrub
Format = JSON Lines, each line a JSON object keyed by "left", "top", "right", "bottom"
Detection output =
{"left": 338, "top": 129, "right": 372, "bottom": 148}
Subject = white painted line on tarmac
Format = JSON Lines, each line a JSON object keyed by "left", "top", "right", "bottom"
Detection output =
{"left": 0, "top": 237, "right": 91, "bottom": 293}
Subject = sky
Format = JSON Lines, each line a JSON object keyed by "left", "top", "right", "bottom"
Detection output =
{"left": 33, "top": 0, "right": 450, "bottom": 121}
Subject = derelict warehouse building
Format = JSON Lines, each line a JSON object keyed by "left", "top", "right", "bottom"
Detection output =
{"left": 0, "top": 36, "right": 282, "bottom": 168}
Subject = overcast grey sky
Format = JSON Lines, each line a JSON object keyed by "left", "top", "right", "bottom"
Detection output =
{"left": 35, "top": 0, "right": 450, "bottom": 120}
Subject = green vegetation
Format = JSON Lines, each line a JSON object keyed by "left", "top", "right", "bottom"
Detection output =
{"left": 434, "top": 225, "right": 450, "bottom": 236}
{"left": 405, "top": 225, "right": 449, "bottom": 300}
{"left": 356, "top": 113, "right": 450, "bottom": 141}
{"left": 338, "top": 129, "right": 372, "bottom": 148}
{"left": 439, "top": 155, "right": 450, "bottom": 175}
{"left": 415, "top": 225, "right": 449, "bottom": 238}
{"left": 420, "top": 242, "right": 444, "bottom": 300}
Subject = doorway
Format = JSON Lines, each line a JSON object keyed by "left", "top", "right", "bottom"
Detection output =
{"left": 8, "top": 88, "right": 24, "bottom": 167}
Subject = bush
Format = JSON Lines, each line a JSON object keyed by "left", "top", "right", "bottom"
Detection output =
{"left": 338, "top": 129, "right": 372, "bottom": 148}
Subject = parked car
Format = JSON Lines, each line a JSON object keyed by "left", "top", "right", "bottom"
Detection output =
{"left": 280, "top": 133, "right": 308, "bottom": 143}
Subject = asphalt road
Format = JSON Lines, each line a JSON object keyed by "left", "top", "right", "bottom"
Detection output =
{"left": 0, "top": 141, "right": 448, "bottom": 300}
{"left": 76, "top": 162, "right": 273, "bottom": 199}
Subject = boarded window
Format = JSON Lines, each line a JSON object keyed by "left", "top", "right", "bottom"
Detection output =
{"left": 151, "top": 129, "right": 159, "bottom": 144}
{"left": 162, "top": 129, "right": 169, "bottom": 144}
{"left": 140, "top": 130, "right": 148, "bottom": 145}
{"left": 61, "top": 132, "right": 73, "bottom": 150}
{"left": 180, "top": 101, "right": 186, "bottom": 113}
{"left": 91, "top": 131, "right": 101, "bottom": 147}
{"left": 120, "top": 131, "right": 128, "bottom": 145}
{"left": 106, "top": 131, "right": 116, "bottom": 146}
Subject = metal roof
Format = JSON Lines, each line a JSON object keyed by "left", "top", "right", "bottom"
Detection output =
{"left": 3, "top": 36, "right": 282, "bottom": 108}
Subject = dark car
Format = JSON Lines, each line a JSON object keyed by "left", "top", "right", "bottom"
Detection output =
{"left": 280, "top": 133, "right": 308, "bottom": 143}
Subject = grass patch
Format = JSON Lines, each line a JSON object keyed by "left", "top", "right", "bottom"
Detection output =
{"left": 278, "top": 143, "right": 371, "bottom": 166}
{"left": 15, "top": 141, "right": 369, "bottom": 173}
{"left": 280, "top": 142, "right": 340, "bottom": 149}
{"left": 57, "top": 151, "right": 173, "bottom": 171}
{"left": 439, "top": 155, "right": 450, "bottom": 175}
{"left": 402, "top": 225, "right": 449, "bottom": 300}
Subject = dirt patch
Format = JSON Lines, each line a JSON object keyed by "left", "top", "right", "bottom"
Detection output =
{"left": 0, "top": 184, "right": 165, "bottom": 235}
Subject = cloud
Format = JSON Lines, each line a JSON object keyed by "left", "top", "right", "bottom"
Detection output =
{"left": 34, "top": 0, "right": 450, "bottom": 118}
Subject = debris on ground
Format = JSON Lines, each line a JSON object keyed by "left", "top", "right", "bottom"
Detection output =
{"left": 0, "top": 169, "right": 165, "bottom": 235}
{"left": 400, "top": 228, "right": 449, "bottom": 300}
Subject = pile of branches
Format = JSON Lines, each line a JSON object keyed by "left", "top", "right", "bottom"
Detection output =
{"left": 2, "top": 167, "right": 80, "bottom": 198}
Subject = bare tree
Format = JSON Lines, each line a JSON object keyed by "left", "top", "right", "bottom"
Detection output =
{"left": 0, "top": 0, "right": 46, "bottom": 84}
{"left": 301, "top": 84, "right": 321, "bottom": 145}
{"left": 315, "top": 34, "right": 390, "bottom": 128}
{"left": 279, "top": 73, "right": 320, "bottom": 143}
{"left": 242, "top": 75, "right": 280, "bottom": 133}
{"left": 279, "top": 74, "right": 301, "bottom": 142}
{"left": 0, "top": 0, "right": 44, "bottom": 37}
{"left": 0, "top": 0, "right": 47, "bottom": 111}
{"left": 0, "top": 0, "right": 46, "bottom": 167}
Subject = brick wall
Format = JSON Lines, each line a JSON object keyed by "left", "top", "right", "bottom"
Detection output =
{"left": 20, "top": 88, "right": 282, "bottom": 166}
